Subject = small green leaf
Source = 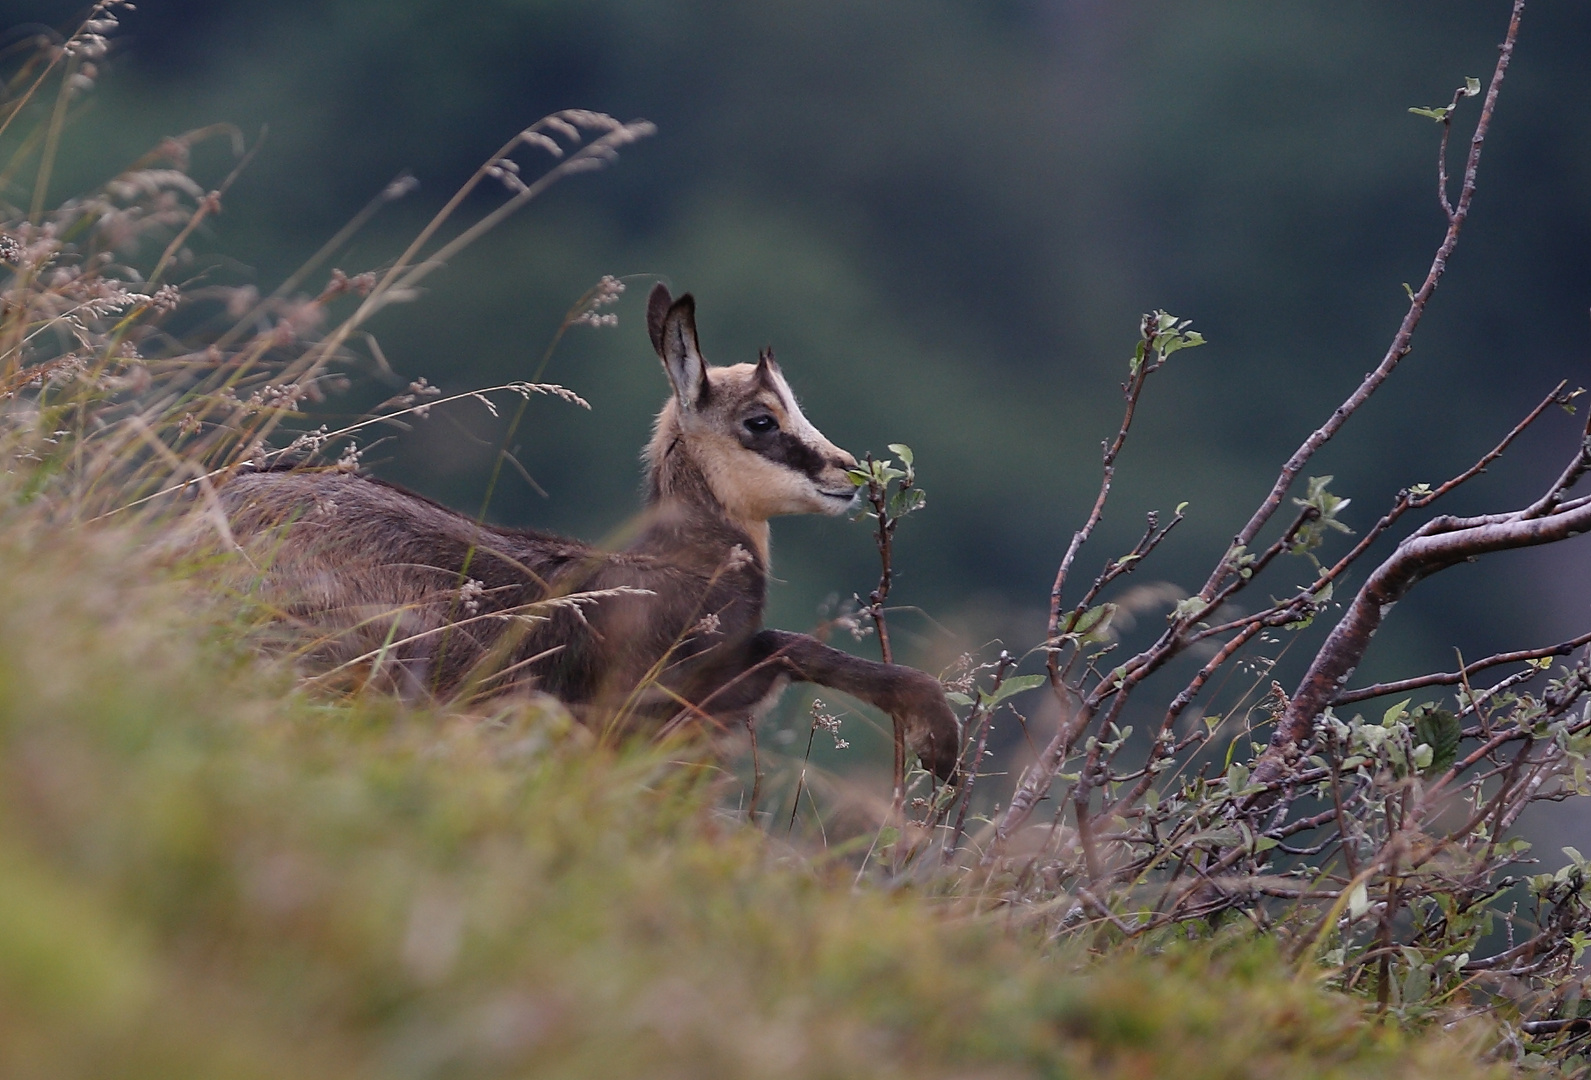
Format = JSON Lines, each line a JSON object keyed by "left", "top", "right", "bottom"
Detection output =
{"left": 1161, "top": 330, "right": 1205, "bottom": 357}
{"left": 1347, "top": 880, "right": 1370, "bottom": 918}
{"left": 1413, "top": 708, "right": 1460, "bottom": 775}
{"left": 1063, "top": 603, "right": 1116, "bottom": 641}
{"left": 1402, "top": 962, "right": 1431, "bottom": 1006}
{"left": 985, "top": 673, "right": 1047, "bottom": 707}
{"left": 1382, "top": 698, "right": 1412, "bottom": 727}
{"left": 886, "top": 443, "right": 913, "bottom": 467}
{"left": 1225, "top": 761, "right": 1249, "bottom": 794}
{"left": 886, "top": 486, "right": 926, "bottom": 519}
{"left": 945, "top": 691, "right": 974, "bottom": 708}
{"left": 1175, "top": 501, "right": 1189, "bottom": 515}
{"left": 1464, "top": 76, "right": 1481, "bottom": 97}
{"left": 1408, "top": 105, "right": 1452, "bottom": 121}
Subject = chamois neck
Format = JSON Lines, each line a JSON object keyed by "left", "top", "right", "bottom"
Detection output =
{"left": 641, "top": 429, "right": 772, "bottom": 570}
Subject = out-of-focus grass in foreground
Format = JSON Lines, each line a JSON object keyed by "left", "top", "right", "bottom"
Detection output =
{"left": 0, "top": 509, "right": 1509, "bottom": 1079}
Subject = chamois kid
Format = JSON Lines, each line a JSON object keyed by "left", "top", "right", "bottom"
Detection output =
{"left": 221, "top": 284, "right": 962, "bottom": 778}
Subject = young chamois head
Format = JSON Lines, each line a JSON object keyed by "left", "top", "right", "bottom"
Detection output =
{"left": 643, "top": 284, "right": 858, "bottom": 552}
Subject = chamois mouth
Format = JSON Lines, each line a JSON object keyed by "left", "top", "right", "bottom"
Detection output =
{"left": 820, "top": 487, "right": 860, "bottom": 509}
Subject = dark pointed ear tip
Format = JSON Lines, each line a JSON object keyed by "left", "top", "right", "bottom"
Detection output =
{"left": 646, "top": 283, "right": 674, "bottom": 356}
{"left": 669, "top": 293, "right": 696, "bottom": 318}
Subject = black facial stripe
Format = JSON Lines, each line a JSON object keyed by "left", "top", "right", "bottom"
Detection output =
{"left": 750, "top": 430, "right": 828, "bottom": 479}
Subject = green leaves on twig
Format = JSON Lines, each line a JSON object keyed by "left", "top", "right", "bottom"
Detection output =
{"left": 848, "top": 443, "right": 926, "bottom": 522}
{"left": 946, "top": 672, "right": 1046, "bottom": 710}
{"left": 1413, "top": 707, "right": 1461, "bottom": 776}
{"left": 1290, "top": 475, "right": 1354, "bottom": 556}
{"left": 1058, "top": 602, "right": 1117, "bottom": 645}
{"left": 1408, "top": 76, "right": 1482, "bottom": 121}
{"left": 1130, "top": 310, "right": 1205, "bottom": 377}
{"left": 1323, "top": 702, "right": 1461, "bottom": 780}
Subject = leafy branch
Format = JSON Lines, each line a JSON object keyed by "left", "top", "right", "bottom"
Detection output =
{"left": 849, "top": 444, "right": 927, "bottom": 811}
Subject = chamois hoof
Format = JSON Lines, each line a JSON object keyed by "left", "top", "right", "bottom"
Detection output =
{"left": 905, "top": 690, "right": 964, "bottom": 783}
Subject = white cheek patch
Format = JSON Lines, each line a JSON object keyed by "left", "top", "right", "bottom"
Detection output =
{"left": 701, "top": 434, "right": 823, "bottom": 520}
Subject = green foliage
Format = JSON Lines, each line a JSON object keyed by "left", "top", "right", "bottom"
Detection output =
{"left": 946, "top": 672, "right": 1047, "bottom": 710}
{"left": 1058, "top": 603, "right": 1117, "bottom": 645}
{"left": 952, "top": 304, "right": 1591, "bottom": 1078}
{"left": 1410, "top": 76, "right": 1483, "bottom": 120}
{"left": 1414, "top": 707, "right": 1462, "bottom": 776}
{"left": 847, "top": 444, "right": 927, "bottom": 523}
{"left": 1290, "top": 475, "right": 1356, "bottom": 556}
{"left": 1130, "top": 310, "right": 1205, "bottom": 376}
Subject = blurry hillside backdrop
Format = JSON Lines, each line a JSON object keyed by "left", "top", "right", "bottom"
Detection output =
{"left": 11, "top": 0, "right": 1591, "bottom": 753}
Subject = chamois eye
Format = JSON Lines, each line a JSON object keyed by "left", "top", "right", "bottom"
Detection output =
{"left": 743, "top": 415, "right": 777, "bottom": 434}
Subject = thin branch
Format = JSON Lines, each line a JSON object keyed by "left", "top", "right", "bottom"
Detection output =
{"left": 1188, "top": 381, "right": 1573, "bottom": 652}
{"left": 1074, "top": 508, "right": 1184, "bottom": 613}
{"left": 1522, "top": 391, "right": 1591, "bottom": 519}
{"left": 1045, "top": 354, "right": 1155, "bottom": 686}
{"left": 1333, "top": 630, "right": 1591, "bottom": 705}
{"left": 999, "top": 10, "right": 1533, "bottom": 833}
{"left": 945, "top": 652, "right": 1015, "bottom": 863}
{"left": 1268, "top": 477, "right": 1591, "bottom": 766}
{"left": 1110, "top": 620, "right": 1268, "bottom": 815}
{"left": 1328, "top": 380, "right": 1571, "bottom": 587}
{"left": 1197, "top": 0, "right": 1524, "bottom": 603}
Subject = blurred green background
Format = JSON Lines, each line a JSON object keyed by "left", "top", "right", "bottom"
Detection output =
{"left": 10, "top": 1, "right": 1591, "bottom": 741}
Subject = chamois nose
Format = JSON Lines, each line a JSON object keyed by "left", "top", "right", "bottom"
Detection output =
{"left": 833, "top": 448, "right": 858, "bottom": 470}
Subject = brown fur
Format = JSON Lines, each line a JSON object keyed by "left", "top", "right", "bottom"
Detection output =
{"left": 220, "top": 285, "right": 962, "bottom": 779}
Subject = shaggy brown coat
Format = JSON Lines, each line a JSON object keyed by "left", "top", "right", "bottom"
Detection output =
{"left": 220, "top": 285, "right": 961, "bottom": 779}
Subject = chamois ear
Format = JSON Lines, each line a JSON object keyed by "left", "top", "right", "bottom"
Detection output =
{"left": 658, "top": 293, "right": 709, "bottom": 410}
{"left": 754, "top": 346, "right": 781, "bottom": 388}
{"left": 646, "top": 283, "right": 672, "bottom": 357}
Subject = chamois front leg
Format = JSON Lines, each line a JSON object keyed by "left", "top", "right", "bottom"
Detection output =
{"left": 750, "top": 629, "right": 962, "bottom": 781}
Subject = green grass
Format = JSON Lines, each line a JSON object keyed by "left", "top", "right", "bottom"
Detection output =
{"left": 0, "top": 504, "right": 1518, "bottom": 1079}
